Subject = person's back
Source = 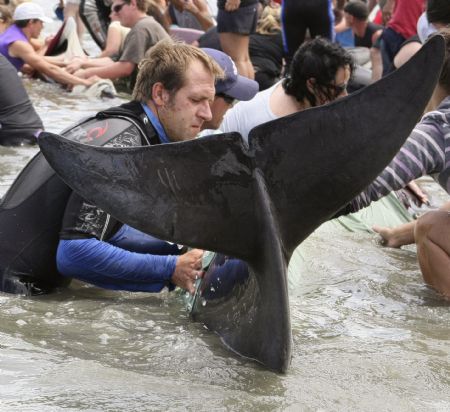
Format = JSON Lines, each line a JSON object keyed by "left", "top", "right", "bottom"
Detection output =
{"left": 114, "top": 15, "right": 169, "bottom": 90}
{"left": 388, "top": 0, "right": 425, "bottom": 40}
{"left": 0, "top": 21, "right": 28, "bottom": 70}
{"left": 380, "top": 0, "right": 425, "bottom": 75}
{"left": 0, "top": 54, "right": 42, "bottom": 145}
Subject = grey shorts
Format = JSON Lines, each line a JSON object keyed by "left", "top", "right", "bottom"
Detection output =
{"left": 217, "top": 4, "right": 258, "bottom": 35}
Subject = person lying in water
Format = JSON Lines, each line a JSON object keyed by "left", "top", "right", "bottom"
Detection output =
{"left": 340, "top": 28, "right": 450, "bottom": 298}
{"left": 0, "top": 3, "right": 99, "bottom": 88}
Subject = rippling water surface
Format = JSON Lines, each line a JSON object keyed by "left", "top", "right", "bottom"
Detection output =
{"left": 1, "top": 3, "right": 450, "bottom": 410}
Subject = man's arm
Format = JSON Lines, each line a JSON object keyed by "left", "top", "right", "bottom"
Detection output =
{"left": 10, "top": 41, "right": 96, "bottom": 87}
{"left": 382, "top": 0, "right": 396, "bottom": 22}
{"left": 57, "top": 237, "right": 203, "bottom": 293}
{"left": 65, "top": 56, "right": 115, "bottom": 73}
{"left": 185, "top": 0, "right": 216, "bottom": 31}
{"left": 74, "top": 60, "right": 135, "bottom": 80}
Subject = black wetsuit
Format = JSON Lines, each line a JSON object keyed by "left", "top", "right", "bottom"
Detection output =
{"left": 0, "top": 55, "right": 43, "bottom": 146}
{"left": 0, "top": 101, "right": 164, "bottom": 295}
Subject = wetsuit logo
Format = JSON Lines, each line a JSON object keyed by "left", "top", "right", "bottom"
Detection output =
{"left": 84, "top": 121, "right": 109, "bottom": 142}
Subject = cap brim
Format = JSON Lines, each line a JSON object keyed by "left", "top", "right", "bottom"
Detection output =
{"left": 39, "top": 16, "right": 52, "bottom": 23}
{"left": 225, "top": 75, "right": 259, "bottom": 101}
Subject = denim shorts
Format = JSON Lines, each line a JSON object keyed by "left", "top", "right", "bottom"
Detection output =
{"left": 217, "top": 4, "right": 258, "bottom": 35}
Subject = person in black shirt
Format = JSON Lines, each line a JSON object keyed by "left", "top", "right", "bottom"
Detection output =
{"left": 0, "top": 54, "right": 43, "bottom": 146}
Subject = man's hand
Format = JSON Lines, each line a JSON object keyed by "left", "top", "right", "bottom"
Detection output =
{"left": 171, "top": 249, "right": 204, "bottom": 294}
{"left": 65, "top": 56, "right": 86, "bottom": 73}
{"left": 84, "top": 75, "right": 102, "bottom": 86}
{"left": 183, "top": 0, "right": 199, "bottom": 13}
{"left": 225, "top": 0, "right": 241, "bottom": 12}
{"left": 382, "top": 0, "right": 395, "bottom": 24}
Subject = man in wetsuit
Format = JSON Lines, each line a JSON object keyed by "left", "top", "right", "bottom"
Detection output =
{"left": 55, "top": 40, "right": 223, "bottom": 295}
{"left": 0, "top": 54, "right": 43, "bottom": 146}
{"left": 0, "top": 40, "right": 223, "bottom": 296}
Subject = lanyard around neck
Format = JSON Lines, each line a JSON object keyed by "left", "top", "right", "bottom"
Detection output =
{"left": 141, "top": 103, "right": 170, "bottom": 144}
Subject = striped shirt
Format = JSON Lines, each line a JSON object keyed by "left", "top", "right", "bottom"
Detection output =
{"left": 347, "top": 96, "right": 450, "bottom": 212}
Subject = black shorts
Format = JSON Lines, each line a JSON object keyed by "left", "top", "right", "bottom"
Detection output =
{"left": 217, "top": 4, "right": 258, "bottom": 35}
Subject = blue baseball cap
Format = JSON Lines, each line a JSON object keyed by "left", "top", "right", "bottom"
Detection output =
{"left": 202, "top": 48, "right": 259, "bottom": 101}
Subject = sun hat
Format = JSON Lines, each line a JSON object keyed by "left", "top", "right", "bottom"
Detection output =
{"left": 13, "top": 2, "right": 52, "bottom": 23}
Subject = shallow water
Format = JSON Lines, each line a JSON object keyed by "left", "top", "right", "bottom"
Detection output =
{"left": 1, "top": 4, "right": 450, "bottom": 411}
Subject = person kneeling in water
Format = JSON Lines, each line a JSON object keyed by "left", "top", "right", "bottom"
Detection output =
{"left": 0, "top": 40, "right": 223, "bottom": 295}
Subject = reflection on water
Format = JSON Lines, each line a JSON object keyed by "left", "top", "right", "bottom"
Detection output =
{"left": 1, "top": 41, "right": 450, "bottom": 412}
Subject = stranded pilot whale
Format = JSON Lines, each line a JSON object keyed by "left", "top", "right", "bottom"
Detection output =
{"left": 38, "top": 36, "right": 445, "bottom": 372}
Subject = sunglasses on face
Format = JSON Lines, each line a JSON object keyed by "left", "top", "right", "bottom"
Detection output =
{"left": 216, "top": 93, "right": 235, "bottom": 105}
{"left": 112, "top": 2, "right": 127, "bottom": 13}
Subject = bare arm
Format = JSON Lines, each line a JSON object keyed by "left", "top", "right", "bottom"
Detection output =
{"left": 382, "top": 0, "right": 396, "bottom": 22}
{"left": 65, "top": 56, "right": 115, "bottom": 73}
{"left": 75, "top": 60, "right": 135, "bottom": 80}
{"left": 98, "top": 24, "right": 124, "bottom": 58}
{"left": 185, "top": 0, "right": 215, "bottom": 31}
{"left": 10, "top": 41, "right": 96, "bottom": 87}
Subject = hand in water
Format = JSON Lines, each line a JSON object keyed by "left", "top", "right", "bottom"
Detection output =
{"left": 84, "top": 75, "right": 102, "bottom": 86}
{"left": 172, "top": 249, "right": 204, "bottom": 294}
{"left": 65, "top": 57, "right": 86, "bottom": 74}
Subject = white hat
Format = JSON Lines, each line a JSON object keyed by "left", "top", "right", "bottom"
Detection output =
{"left": 13, "top": 3, "right": 52, "bottom": 23}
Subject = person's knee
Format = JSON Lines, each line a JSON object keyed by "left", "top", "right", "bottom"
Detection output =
{"left": 415, "top": 210, "right": 450, "bottom": 245}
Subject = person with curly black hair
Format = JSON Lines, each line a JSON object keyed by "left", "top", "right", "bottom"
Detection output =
{"left": 221, "top": 37, "right": 353, "bottom": 142}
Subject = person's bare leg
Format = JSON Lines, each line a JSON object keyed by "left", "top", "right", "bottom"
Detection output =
{"left": 415, "top": 210, "right": 450, "bottom": 297}
{"left": 373, "top": 201, "right": 450, "bottom": 248}
{"left": 373, "top": 221, "right": 416, "bottom": 248}
{"left": 219, "top": 32, "right": 254, "bottom": 79}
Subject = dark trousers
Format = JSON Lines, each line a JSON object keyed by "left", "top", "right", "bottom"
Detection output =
{"left": 380, "top": 27, "right": 406, "bottom": 76}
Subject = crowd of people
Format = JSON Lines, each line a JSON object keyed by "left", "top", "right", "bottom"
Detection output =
{"left": 1, "top": 0, "right": 450, "bottom": 300}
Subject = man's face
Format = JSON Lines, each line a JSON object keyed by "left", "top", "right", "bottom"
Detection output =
{"left": 111, "top": 0, "right": 133, "bottom": 28}
{"left": 201, "top": 94, "right": 234, "bottom": 131}
{"left": 30, "top": 19, "right": 44, "bottom": 39}
{"left": 316, "top": 64, "right": 351, "bottom": 106}
{"left": 344, "top": 12, "right": 354, "bottom": 28}
{"left": 157, "top": 60, "right": 215, "bottom": 141}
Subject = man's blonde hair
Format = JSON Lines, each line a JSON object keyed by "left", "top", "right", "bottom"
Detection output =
{"left": 132, "top": 39, "right": 224, "bottom": 101}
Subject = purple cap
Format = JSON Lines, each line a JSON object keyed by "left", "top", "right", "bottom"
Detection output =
{"left": 202, "top": 48, "right": 259, "bottom": 101}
